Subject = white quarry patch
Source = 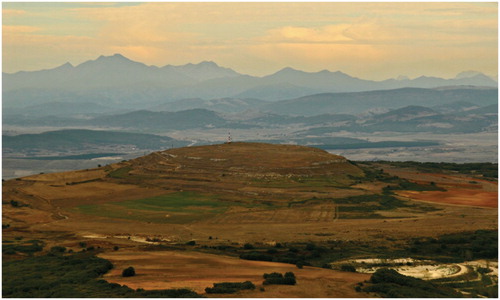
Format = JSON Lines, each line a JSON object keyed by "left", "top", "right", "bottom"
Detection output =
{"left": 337, "top": 258, "right": 497, "bottom": 280}
{"left": 91, "top": 156, "right": 123, "bottom": 160}
{"left": 356, "top": 263, "right": 463, "bottom": 280}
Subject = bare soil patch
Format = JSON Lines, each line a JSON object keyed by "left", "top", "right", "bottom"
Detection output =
{"left": 397, "top": 189, "right": 497, "bottom": 208}
{"left": 99, "top": 250, "right": 371, "bottom": 297}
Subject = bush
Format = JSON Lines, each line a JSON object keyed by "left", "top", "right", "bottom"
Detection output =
{"left": 239, "top": 252, "right": 273, "bottom": 262}
{"left": 2, "top": 253, "right": 202, "bottom": 298}
{"left": 186, "top": 241, "right": 196, "bottom": 246}
{"left": 305, "top": 243, "right": 316, "bottom": 251}
{"left": 205, "top": 281, "right": 255, "bottom": 294}
{"left": 341, "top": 264, "right": 356, "bottom": 272}
{"left": 364, "top": 268, "right": 462, "bottom": 297}
{"left": 243, "top": 243, "right": 254, "bottom": 250}
{"left": 263, "top": 272, "right": 296, "bottom": 285}
{"left": 205, "top": 286, "right": 237, "bottom": 294}
{"left": 263, "top": 272, "right": 283, "bottom": 279}
{"left": 122, "top": 267, "right": 136, "bottom": 277}
{"left": 263, "top": 277, "right": 296, "bottom": 285}
{"left": 10, "top": 200, "right": 28, "bottom": 208}
{"left": 50, "top": 246, "right": 67, "bottom": 253}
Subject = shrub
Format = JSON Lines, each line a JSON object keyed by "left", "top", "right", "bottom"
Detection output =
{"left": 305, "top": 243, "right": 316, "bottom": 251}
{"left": 186, "top": 241, "right": 196, "bottom": 246}
{"left": 50, "top": 246, "right": 67, "bottom": 253}
{"left": 205, "top": 281, "right": 255, "bottom": 294}
{"left": 10, "top": 200, "right": 27, "bottom": 207}
{"left": 122, "top": 267, "right": 136, "bottom": 277}
{"left": 239, "top": 252, "right": 273, "bottom": 262}
{"left": 243, "top": 243, "right": 254, "bottom": 250}
{"left": 205, "top": 286, "right": 237, "bottom": 294}
{"left": 263, "top": 277, "right": 296, "bottom": 285}
{"left": 364, "top": 268, "right": 462, "bottom": 298}
{"left": 341, "top": 264, "right": 356, "bottom": 272}
{"left": 263, "top": 272, "right": 283, "bottom": 279}
{"left": 4, "top": 248, "right": 16, "bottom": 255}
{"left": 263, "top": 272, "right": 296, "bottom": 285}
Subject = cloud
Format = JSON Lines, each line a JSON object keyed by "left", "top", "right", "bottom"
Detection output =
{"left": 3, "top": 25, "right": 40, "bottom": 34}
{"left": 262, "top": 25, "right": 354, "bottom": 44}
{"left": 2, "top": 2, "right": 497, "bottom": 79}
{"left": 3, "top": 9, "right": 26, "bottom": 16}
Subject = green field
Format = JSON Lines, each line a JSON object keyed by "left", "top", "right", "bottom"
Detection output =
{"left": 74, "top": 191, "right": 251, "bottom": 223}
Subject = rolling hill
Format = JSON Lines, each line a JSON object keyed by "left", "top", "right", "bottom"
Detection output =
{"left": 3, "top": 129, "right": 188, "bottom": 154}
{"left": 261, "top": 87, "right": 498, "bottom": 116}
{"left": 2, "top": 142, "right": 497, "bottom": 298}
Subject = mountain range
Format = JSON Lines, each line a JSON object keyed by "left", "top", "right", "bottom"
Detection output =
{"left": 3, "top": 54, "right": 497, "bottom": 111}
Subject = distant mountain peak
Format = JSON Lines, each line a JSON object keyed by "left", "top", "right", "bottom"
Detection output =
{"left": 96, "top": 53, "right": 131, "bottom": 62}
{"left": 55, "top": 62, "right": 74, "bottom": 70}
{"left": 455, "top": 70, "right": 483, "bottom": 79}
{"left": 275, "top": 66, "right": 302, "bottom": 74}
{"left": 197, "top": 60, "right": 218, "bottom": 67}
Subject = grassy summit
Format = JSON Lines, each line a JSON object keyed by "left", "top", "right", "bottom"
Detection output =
{"left": 126, "top": 142, "right": 363, "bottom": 177}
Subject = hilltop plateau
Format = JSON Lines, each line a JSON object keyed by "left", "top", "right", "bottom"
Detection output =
{"left": 3, "top": 143, "right": 497, "bottom": 297}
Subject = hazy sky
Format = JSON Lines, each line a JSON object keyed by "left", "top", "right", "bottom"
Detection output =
{"left": 3, "top": 2, "right": 498, "bottom": 80}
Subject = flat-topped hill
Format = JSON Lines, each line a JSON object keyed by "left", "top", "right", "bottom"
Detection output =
{"left": 128, "top": 142, "right": 362, "bottom": 178}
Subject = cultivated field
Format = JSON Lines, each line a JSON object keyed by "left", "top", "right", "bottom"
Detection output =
{"left": 2, "top": 143, "right": 497, "bottom": 297}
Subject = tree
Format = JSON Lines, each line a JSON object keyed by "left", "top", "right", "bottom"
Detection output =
{"left": 122, "top": 266, "right": 136, "bottom": 277}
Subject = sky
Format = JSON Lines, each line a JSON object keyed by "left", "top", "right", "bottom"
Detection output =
{"left": 2, "top": 2, "right": 498, "bottom": 80}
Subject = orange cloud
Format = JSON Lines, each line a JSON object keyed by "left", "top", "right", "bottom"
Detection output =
{"left": 3, "top": 25, "right": 40, "bottom": 34}
{"left": 3, "top": 9, "right": 26, "bottom": 16}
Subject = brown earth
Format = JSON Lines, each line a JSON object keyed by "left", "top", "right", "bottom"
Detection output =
{"left": 99, "top": 250, "right": 371, "bottom": 298}
{"left": 381, "top": 165, "right": 498, "bottom": 208}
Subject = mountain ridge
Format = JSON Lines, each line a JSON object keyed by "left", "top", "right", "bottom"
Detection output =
{"left": 3, "top": 54, "right": 497, "bottom": 110}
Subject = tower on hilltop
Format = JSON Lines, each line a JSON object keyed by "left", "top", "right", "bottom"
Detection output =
{"left": 226, "top": 131, "right": 232, "bottom": 144}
